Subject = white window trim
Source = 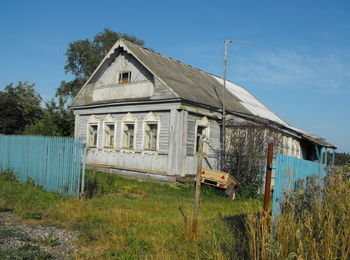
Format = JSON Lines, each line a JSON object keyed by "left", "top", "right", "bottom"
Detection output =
{"left": 118, "top": 70, "right": 132, "bottom": 84}
{"left": 120, "top": 112, "right": 137, "bottom": 153}
{"left": 194, "top": 116, "right": 210, "bottom": 156}
{"left": 142, "top": 112, "right": 160, "bottom": 155}
{"left": 87, "top": 114, "right": 100, "bottom": 149}
{"left": 102, "top": 114, "right": 117, "bottom": 150}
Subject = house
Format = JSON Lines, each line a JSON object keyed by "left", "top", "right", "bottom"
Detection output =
{"left": 70, "top": 39, "right": 336, "bottom": 181}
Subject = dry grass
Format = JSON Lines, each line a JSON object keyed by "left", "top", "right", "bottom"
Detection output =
{"left": 3, "top": 167, "right": 347, "bottom": 259}
{"left": 247, "top": 166, "right": 350, "bottom": 260}
{"left": 0, "top": 170, "right": 260, "bottom": 259}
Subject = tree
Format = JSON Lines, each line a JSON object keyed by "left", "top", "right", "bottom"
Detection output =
{"left": 0, "top": 82, "right": 42, "bottom": 134}
{"left": 224, "top": 123, "right": 284, "bottom": 198}
{"left": 25, "top": 96, "right": 74, "bottom": 137}
{"left": 56, "top": 28, "right": 145, "bottom": 100}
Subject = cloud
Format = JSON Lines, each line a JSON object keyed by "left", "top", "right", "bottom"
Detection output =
{"left": 234, "top": 49, "right": 350, "bottom": 94}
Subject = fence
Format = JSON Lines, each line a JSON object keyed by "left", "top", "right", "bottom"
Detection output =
{"left": 0, "top": 135, "right": 86, "bottom": 197}
{"left": 272, "top": 154, "right": 328, "bottom": 217}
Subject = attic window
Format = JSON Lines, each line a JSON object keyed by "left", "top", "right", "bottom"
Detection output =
{"left": 119, "top": 71, "right": 131, "bottom": 84}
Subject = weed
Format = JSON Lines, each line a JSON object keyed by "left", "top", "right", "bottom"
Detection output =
{"left": 0, "top": 168, "right": 18, "bottom": 182}
{"left": 39, "top": 234, "right": 59, "bottom": 247}
{"left": 0, "top": 197, "right": 13, "bottom": 212}
{"left": 0, "top": 228, "right": 26, "bottom": 241}
{"left": 24, "top": 211, "right": 43, "bottom": 220}
{"left": 0, "top": 244, "right": 53, "bottom": 260}
{"left": 85, "top": 172, "right": 98, "bottom": 199}
{"left": 246, "top": 169, "right": 350, "bottom": 259}
{"left": 0, "top": 169, "right": 261, "bottom": 259}
{"left": 26, "top": 177, "right": 36, "bottom": 186}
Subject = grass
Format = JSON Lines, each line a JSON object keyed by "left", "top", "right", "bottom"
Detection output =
{"left": 0, "top": 245, "right": 53, "bottom": 260}
{"left": 0, "top": 169, "right": 261, "bottom": 259}
{"left": 246, "top": 166, "right": 350, "bottom": 260}
{"left": 1, "top": 167, "right": 349, "bottom": 259}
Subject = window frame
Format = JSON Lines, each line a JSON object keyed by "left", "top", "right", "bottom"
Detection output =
{"left": 118, "top": 71, "right": 132, "bottom": 84}
{"left": 120, "top": 112, "right": 137, "bottom": 152}
{"left": 142, "top": 112, "right": 160, "bottom": 154}
{"left": 87, "top": 114, "right": 100, "bottom": 148}
{"left": 103, "top": 114, "right": 116, "bottom": 149}
{"left": 194, "top": 116, "right": 210, "bottom": 156}
{"left": 122, "top": 123, "right": 135, "bottom": 150}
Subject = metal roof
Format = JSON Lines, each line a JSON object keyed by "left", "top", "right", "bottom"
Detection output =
{"left": 212, "top": 76, "right": 289, "bottom": 126}
{"left": 71, "top": 39, "right": 336, "bottom": 149}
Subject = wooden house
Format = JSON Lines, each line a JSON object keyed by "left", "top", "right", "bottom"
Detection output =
{"left": 71, "top": 39, "right": 336, "bottom": 181}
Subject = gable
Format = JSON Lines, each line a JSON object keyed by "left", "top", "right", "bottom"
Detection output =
{"left": 71, "top": 47, "right": 177, "bottom": 107}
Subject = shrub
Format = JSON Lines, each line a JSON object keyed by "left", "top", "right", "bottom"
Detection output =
{"left": 0, "top": 168, "right": 18, "bottom": 182}
{"left": 85, "top": 172, "right": 99, "bottom": 199}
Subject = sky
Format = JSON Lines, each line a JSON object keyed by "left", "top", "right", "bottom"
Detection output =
{"left": 0, "top": 0, "right": 349, "bottom": 152}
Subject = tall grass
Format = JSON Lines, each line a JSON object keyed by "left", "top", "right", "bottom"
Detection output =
{"left": 0, "top": 169, "right": 260, "bottom": 259}
{"left": 2, "top": 167, "right": 348, "bottom": 259}
{"left": 247, "top": 167, "right": 350, "bottom": 259}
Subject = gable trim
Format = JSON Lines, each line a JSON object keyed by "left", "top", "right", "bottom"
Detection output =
{"left": 70, "top": 39, "right": 180, "bottom": 107}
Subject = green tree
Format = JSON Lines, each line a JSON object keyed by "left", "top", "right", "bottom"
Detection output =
{"left": 57, "top": 28, "right": 145, "bottom": 99}
{"left": 0, "top": 82, "right": 42, "bottom": 134}
{"left": 25, "top": 96, "right": 74, "bottom": 136}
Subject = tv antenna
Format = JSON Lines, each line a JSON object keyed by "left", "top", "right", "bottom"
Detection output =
{"left": 221, "top": 39, "right": 251, "bottom": 170}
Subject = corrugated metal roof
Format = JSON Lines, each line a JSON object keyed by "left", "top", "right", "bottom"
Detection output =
{"left": 123, "top": 41, "right": 251, "bottom": 114}
{"left": 71, "top": 39, "right": 336, "bottom": 149}
{"left": 212, "top": 76, "right": 289, "bottom": 126}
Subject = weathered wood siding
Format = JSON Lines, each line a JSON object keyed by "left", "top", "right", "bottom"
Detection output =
{"left": 92, "top": 52, "right": 154, "bottom": 102}
{"left": 72, "top": 50, "right": 177, "bottom": 107}
{"left": 78, "top": 112, "right": 169, "bottom": 151}
{"left": 75, "top": 103, "right": 221, "bottom": 176}
{"left": 75, "top": 103, "right": 179, "bottom": 174}
{"left": 185, "top": 112, "right": 221, "bottom": 174}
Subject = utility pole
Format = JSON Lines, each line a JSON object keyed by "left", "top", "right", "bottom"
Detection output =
{"left": 221, "top": 40, "right": 232, "bottom": 171}
{"left": 221, "top": 39, "right": 250, "bottom": 171}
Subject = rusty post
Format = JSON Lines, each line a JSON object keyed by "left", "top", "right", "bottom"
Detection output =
{"left": 192, "top": 137, "right": 203, "bottom": 237}
{"left": 263, "top": 143, "right": 274, "bottom": 222}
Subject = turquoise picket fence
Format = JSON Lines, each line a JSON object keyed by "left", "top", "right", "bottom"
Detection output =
{"left": 0, "top": 135, "right": 86, "bottom": 197}
{"left": 272, "top": 154, "right": 328, "bottom": 217}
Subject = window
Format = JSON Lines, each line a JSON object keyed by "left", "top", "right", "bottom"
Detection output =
{"left": 120, "top": 113, "right": 137, "bottom": 151}
{"left": 194, "top": 116, "right": 210, "bottom": 155}
{"left": 88, "top": 124, "right": 98, "bottom": 148}
{"left": 144, "top": 123, "right": 158, "bottom": 151}
{"left": 142, "top": 112, "right": 160, "bottom": 153}
{"left": 119, "top": 71, "right": 131, "bottom": 84}
{"left": 122, "top": 123, "right": 135, "bottom": 149}
{"left": 196, "top": 125, "right": 207, "bottom": 153}
{"left": 104, "top": 123, "right": 115, "bottom": 148}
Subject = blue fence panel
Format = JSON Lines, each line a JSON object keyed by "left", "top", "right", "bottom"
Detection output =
{"left": 0, "top": 135, "right": 85, "bottom": 197}
{"left": 272, "top": 154, "right": 328, "bottom": 217}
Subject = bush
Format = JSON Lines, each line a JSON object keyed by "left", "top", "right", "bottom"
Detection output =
{"left": 0, "top": 168, "right": 18, "bottom": 182}
{"left": 85, "top": 172, "right": 99, "bottom": 199}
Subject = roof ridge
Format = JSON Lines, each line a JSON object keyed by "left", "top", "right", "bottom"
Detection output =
{"left": 122, "top": 39, "right": 227, "bottom": 81}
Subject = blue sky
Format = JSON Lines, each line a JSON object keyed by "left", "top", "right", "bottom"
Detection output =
{"left": 1, "top": 0, "right": 349, "bottom": 152}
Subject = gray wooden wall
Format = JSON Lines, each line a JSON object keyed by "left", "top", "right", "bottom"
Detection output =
{"left": 74, "top": 103, "right": 221, "bottom": 176}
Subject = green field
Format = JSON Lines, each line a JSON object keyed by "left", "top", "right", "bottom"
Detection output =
{"left": 0, "top": 170, "right": 261, "bottom": 259}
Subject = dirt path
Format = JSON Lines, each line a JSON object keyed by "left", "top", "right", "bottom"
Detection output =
{"left": 0, "top": 212, "right": 80, "bottom": 259}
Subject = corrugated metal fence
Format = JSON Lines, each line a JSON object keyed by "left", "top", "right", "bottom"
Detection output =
{"left": 272, "top": 154, "right": 328, "bottom": 217}
{"left": 0, "top": 135, "right": 86, "bottom": 197}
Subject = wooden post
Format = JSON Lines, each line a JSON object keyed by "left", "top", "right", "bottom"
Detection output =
{"left": 192, "top": 137, "right": 204, "bottom": 237}
{"left": 80, "top": 144, "right": 87, "bottom": 199}
{"left": 263, "top": 143, "right": 274, "bottom": 222}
